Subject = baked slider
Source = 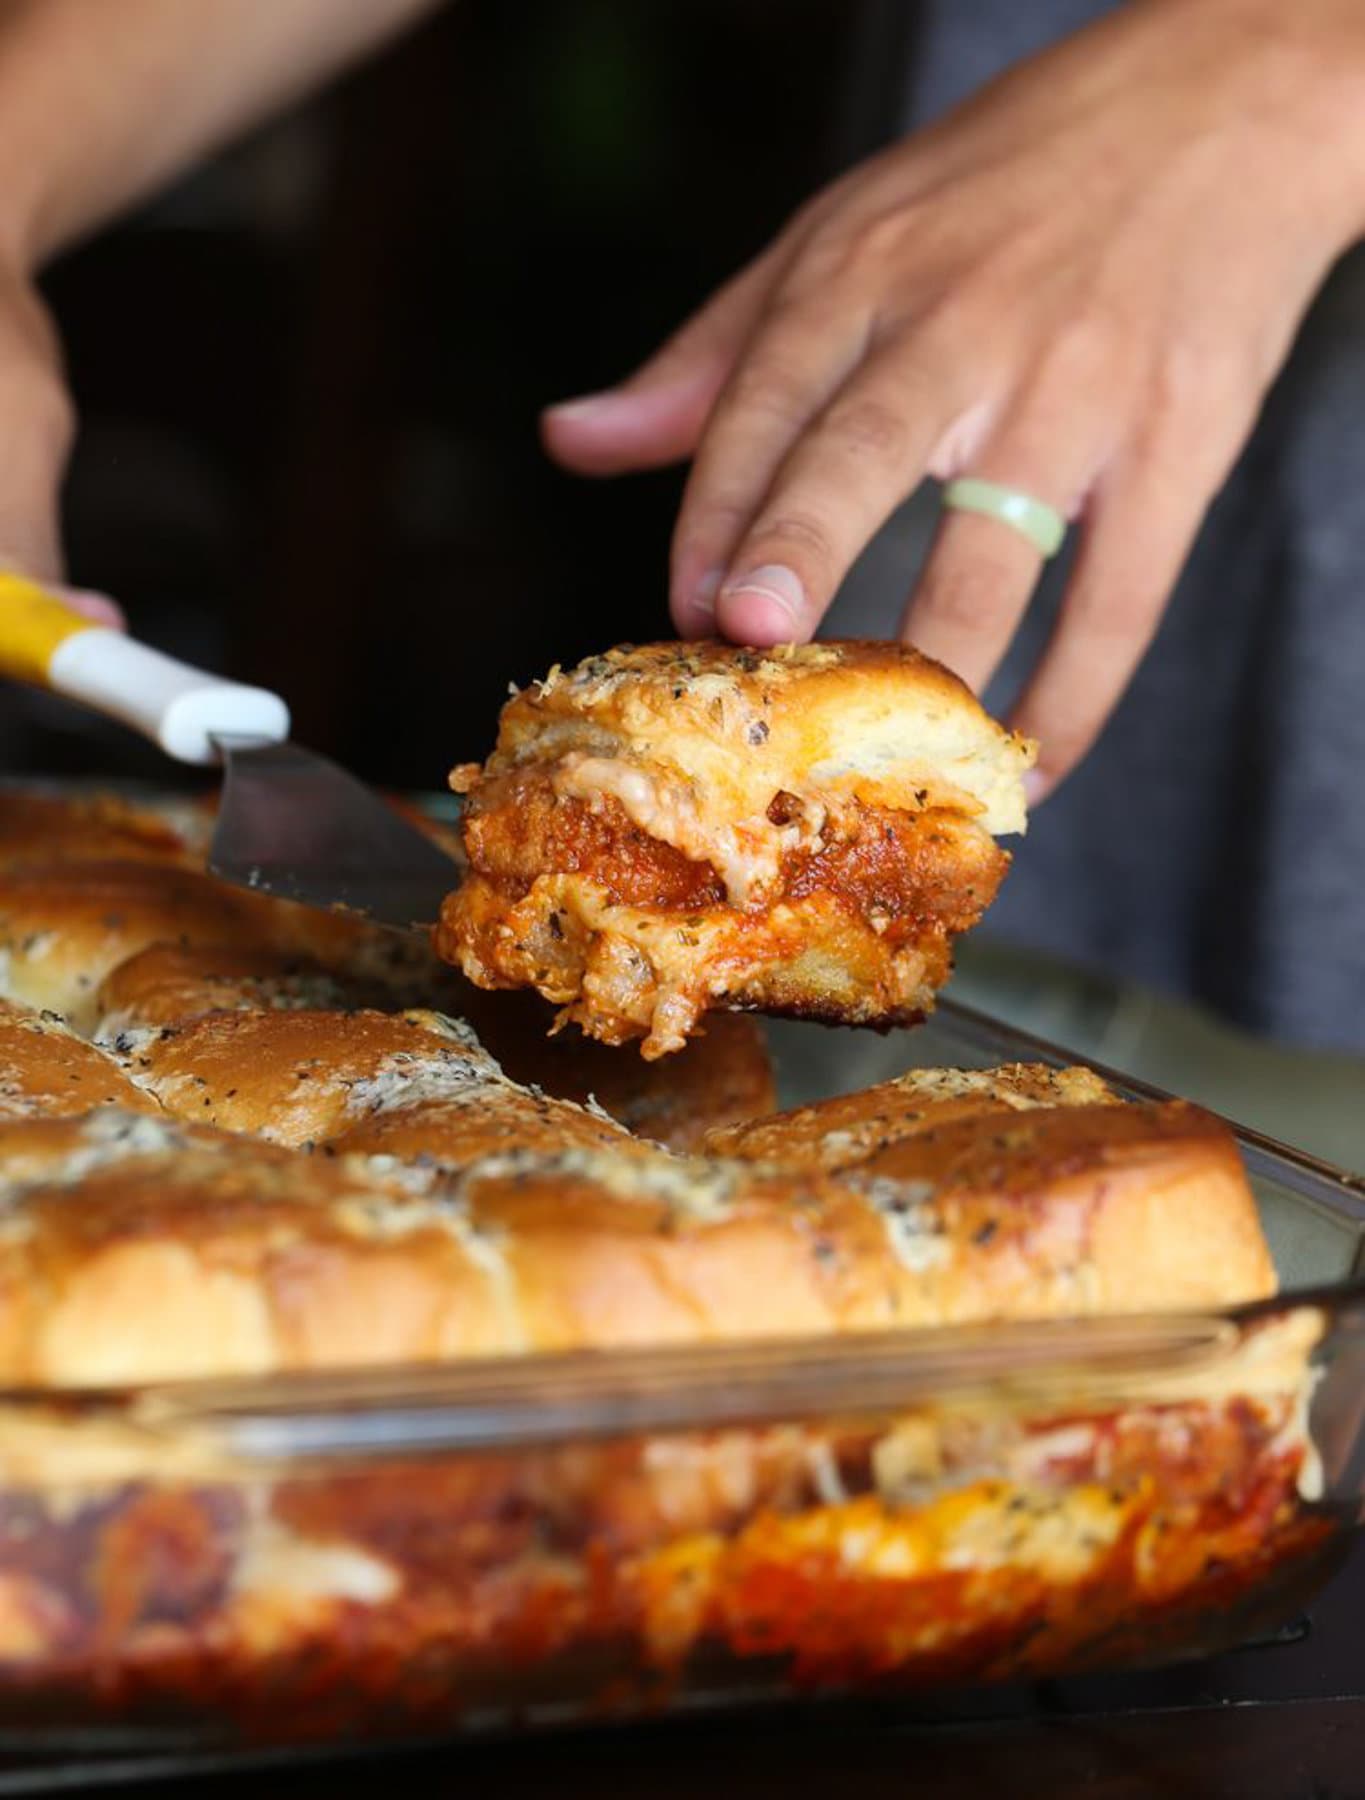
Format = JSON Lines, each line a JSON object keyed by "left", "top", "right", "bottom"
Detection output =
{"left": 0, "top": 997, "right": 160, "bottom": 1121}
{"left": 704, "top": 1062, "right": 1276, "bottom": 1316}
{"left": 453, "top": 983, "right": 776, "bottom": 1151}
{"left": 436, "top": 641, "right": 1034, "bottom": 1056}
{"left": 0, "top": 1100, "right": 1276, "bottom": 1386}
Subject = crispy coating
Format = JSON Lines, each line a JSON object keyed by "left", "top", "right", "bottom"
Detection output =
{"left": 443, "top": 871, "right": 958, "bottom": 1053}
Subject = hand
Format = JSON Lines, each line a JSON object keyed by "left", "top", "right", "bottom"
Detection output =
{"left": 0, "top": 259, "right": 119, "bottom": 624}
{"left": 544, "top": 0, "right": 1365, "bottom": 796}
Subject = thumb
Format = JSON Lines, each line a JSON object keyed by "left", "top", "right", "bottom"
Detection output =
{"left": 0, "top": 273, "right": 122, "bottom": 624}
{"left": 540, "top": 250, "right": 779, "bottom": 477}
{"left": 52, "top": 585, "right": 125, "bottom": 629}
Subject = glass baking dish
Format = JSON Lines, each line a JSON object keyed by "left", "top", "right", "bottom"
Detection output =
{"left": 0, "top": 1001, "right": 1362, "bottom": 1752}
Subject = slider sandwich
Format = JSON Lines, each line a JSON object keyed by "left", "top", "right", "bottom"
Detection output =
{"left": 439, "top": 641, "right": 1034, "bottom": 1056}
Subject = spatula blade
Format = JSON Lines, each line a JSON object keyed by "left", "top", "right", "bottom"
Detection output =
{"left": 208, "top": 737, "right": 459, "bottom": 930}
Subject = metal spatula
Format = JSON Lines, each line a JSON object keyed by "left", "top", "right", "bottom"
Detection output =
{"left": 0, "top": 573, "right": 458, "bottom": 930}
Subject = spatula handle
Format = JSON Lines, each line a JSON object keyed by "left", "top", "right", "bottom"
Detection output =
{"left": 0, "top": 571, "right": 289, "bottom": 764}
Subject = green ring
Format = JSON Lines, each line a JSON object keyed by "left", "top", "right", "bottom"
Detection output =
{"left": 941, "top": 477, "right": 1067, "bottom": 559}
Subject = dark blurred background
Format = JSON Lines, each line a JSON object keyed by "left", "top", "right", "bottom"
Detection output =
{"left": 9, "top": 0, "right": 914, "bottom": 792}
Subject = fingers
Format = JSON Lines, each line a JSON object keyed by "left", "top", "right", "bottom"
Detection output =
{"left": 667, "top": 297, "right": 882, "bottom": 638}
{"left": 901, "top": 403, "right": 1098, "bottom": 694}
{"left": 0, "top": 275, "right": 76, "bottom": 589}
{"left": 0, "top": 370, "right": 71, "bottom": 586}
{"left": 1009, "top": 452, "right": 1217, "bottom": 800}
{"left": 57, "top": 587, "right": 125, "bottom": 629}
{"left": 539, "top": 251, "right": 779, "bottom": 481}
{"left": 698, "top": 334, "right": 965, "bottom": 645}
{"left": 0, "top": 276, "right": 121, "bottom": 628}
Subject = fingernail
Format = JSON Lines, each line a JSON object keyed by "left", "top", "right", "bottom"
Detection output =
{"left": 544, "top": 391, "right": 617, "bottom": 422}
{"left": 690, "top": 568, "right": 721, "bottom": 618}
{"left": 1023, "top": 768, "right": 1050, "bottom": 807}
{"left": 719, "top": 563, "right": 806, "bottom": 626}
{"left": 58, "top": 586, "right": 124, "bottom": 628}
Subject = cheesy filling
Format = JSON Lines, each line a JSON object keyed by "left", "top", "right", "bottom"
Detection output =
{"left": 552, "top": 752, "right": 826, "bottom": 908}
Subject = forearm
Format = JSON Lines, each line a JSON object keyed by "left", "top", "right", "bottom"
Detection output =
{"left": 0, "top": 0, "right": 445, "bottom": 271}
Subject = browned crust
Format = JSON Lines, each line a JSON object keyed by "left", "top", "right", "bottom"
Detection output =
{"left": 0, "top": 999, "right": 160, "bottom": 1121}
{"left": 0, "top": 785, "right": 1304, "bottom": 1739}
{"left": 100, "top": 1007, "right": 497, "bottom": 1147}
{"left": 0, "top": 1089, "right": 1275, "bottom": 1387}
{"left": 703, "top": 1063, "right": 1120, "bottom": 1167}
{"left": 0, "top": 788, "right": 210, "bottom": 870}
{"left": 705, "top": 1069, "right": 1275, "bottom": 1316}
{"left": 488, "top": 640, "right": 1028, "bottom": 795}
{"left": 0, "top": 859, "right": 446, "bottom": 1032}
{"left": 95, "top": 943, "right": 397, "bottom": 1029}
{"left": 329, "top": 1085, "right": 628, "bottom": 1162}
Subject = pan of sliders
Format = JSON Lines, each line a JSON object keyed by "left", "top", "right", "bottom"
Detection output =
{"left": 0, "top": 641, "right": 1362, "bottom": 1752}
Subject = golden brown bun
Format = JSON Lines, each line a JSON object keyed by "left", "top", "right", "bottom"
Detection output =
{"left": 703, "top": 1063, "right": 1119, "bottom": 1168}
{"left": 98, "top": 993, "right": 626, "bottom": 1161}
{"left": 0, "top": 859, "right": 440, "bottom": 1032}
{"left": 0, "top": 785, "right": 1303, "bottom": 1725}
{"left": 0, "top": 860, "right": 291, "bottom": 1030}
{"left": 439, "top": 642, "right": 1032, "bottom": 1055}
{"left": 0, "top": 787, "right": 210, "bottom": 869}
{"left": 0, "top": 1094, "right": 1274, "bottom": 1387}
{"left": 102, "top": 1006, "right": 498, "bottom": 1147}
{"left": 0, "top": 1102, "right": 272, "bottom": 1165}
{"left": 704, "top": 1063, "right": 1275, "bottom": 1315}
{"left": 454, "top": 984, "right": 776, "bottom": 1150}
{"left": 329, "top": 1080, "right": 628, "bottom": 1162}
{"left": 0, "top": 784, "right": 459, "bottom": 875}
{"left": 0, "top": 998, "right": 160, "bottom": 1120}
{"left": 94, "top": 941, "right": 440, "bottom": 1034}
{"left": 479, "top": 641, "right": 1034, "bottom": 837}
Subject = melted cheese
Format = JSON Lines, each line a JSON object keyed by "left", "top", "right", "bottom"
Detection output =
{"left": 233, "top": 1515, "right": 400, "bottom": 1605}
{"left": 553, "top": 752, "right": 810, "bottom": 906}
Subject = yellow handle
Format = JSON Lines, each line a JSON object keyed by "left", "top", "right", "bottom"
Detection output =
{"left": 0, "top": 571, "right": 94, "bottom": 686}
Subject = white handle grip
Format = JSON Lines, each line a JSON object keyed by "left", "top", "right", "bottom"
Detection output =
{"left": 48, "top": 628, "right": 290, "bottom": 765}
